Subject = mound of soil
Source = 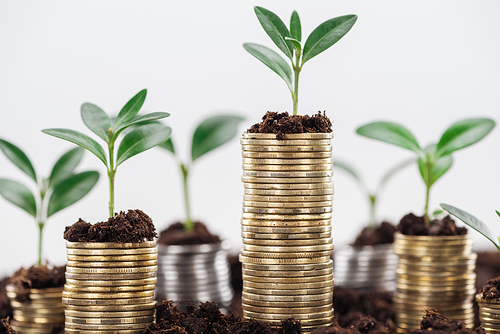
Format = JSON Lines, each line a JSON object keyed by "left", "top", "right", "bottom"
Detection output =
{"left": 353, "top": 222, "right": 398, "bottom": 246}
{"left": 247, "top": 111, "right": 332, "bottom": 139}
{"left": 474, "top": 252, "right": 500, "bottom": 327}
{"left": 0, "top": 278, "right": 12, "bottom": 320}
{"left": 312, "top": 316, "right": 392, "bottom": 334}
{"left": 9, "top": 265, "right": 65, "bottom": 302}
{"left": 0, "top": 318, "right": 16, "bottom": 334}
{"left": 480, "top": 276, "right": 500, "bottom": 300}
{"left": 157, "top": 222, "right": 221, "bottom": 245}
{"left": 63, "top": 209, "right": 156, "bottom": 243}
{"left": 398, "top": 213, "right": 467, "bottom": 236}
{"left": 406, "top": 309, "right": 485, "bottom": 334}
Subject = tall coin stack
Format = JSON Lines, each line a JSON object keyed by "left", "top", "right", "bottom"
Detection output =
{"left": 239, "top": 132, "right": 334, "bottom": 333}
{"left": 7, "top": 285, "right": 64, "bottom": 334}
{"left": 476, "top": 293, "right": 500, "bottom": 333}
{"left": 63, "top": 241, "right": 158, "bottom": 334}
{"left": 393, "top": 233, "right": 476, "bottom": 332}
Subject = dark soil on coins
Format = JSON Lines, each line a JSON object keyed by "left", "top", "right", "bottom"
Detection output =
{"left": 352, "top": 222, "right": 398, "bottom": 246}
{"left": 398, "top": 213, "right": 467, "bottom": 236}
{"left": 158, "top": 222, "right": 221, "bottom": 245}
{"left": 0, "top": 318, "right": 16, "bottom": 334}
{"left": 247, "top": 111, "right": 332, "bottom": 140}
{"left": 474, "top": 252, "right": 500, "bottom": 327}
{"left": 0, "top": 278, "right": 12, "bottom": 320}
{"left": 480, "top": 276, "right": 500, "bottom": 300}
{"left": 406, "top": 309, "right": 485, "bottom": 334}
{"left": 63, "top": 209, "right": 157, "bottom": 243}
{"left": 10, "top": 265, "right": 65, "bottom": 302}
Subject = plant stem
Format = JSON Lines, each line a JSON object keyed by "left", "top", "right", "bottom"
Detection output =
{"left": 424, "top": 158, "right": 434, "bottom": 225}
{"left": 181, "top": 163, "right": 193, "bottom": 232}
{"left": 292, "top": 51, "right": 302, "bottom": 115}
{"left": 37, "top": 222, "right": 44, "bottom": 266}
{"left": 108, "top": 143, "right": 115, "bottom": 218}
{"left": 369, "top": 194, "right": 376, "bottom": 229}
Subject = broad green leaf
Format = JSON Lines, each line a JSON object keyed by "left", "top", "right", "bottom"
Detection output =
{"left": 47, "top": 171, "right": 99, "bottom": 217}
{"left": 302, "top": 15, "right": 357, "bottom": 64}
{"left": 290, "top": 11, "right": 301, "bottom": 42}
{"left": 254, "top": 6, "right": 293, "bottom": 60}
{"left": 0, "top": 179, "right": 36, "bottom": 217}
{"left": 159, "top": 138, "right": 175, "bottom": 154}
{"left": 192, "top": 115, "right": 245, "bottom": 162}
{"left": 81, "top": 103, "right": 112, "bottom": 142}
{"left": 0, "top": 139, "right": 37, "bottom": 182}
{"left": 441, "top": 203, "right": 500, "bottom": 251}
{"left": 418, "top": 150, "right": 453, "bottom": 187}
{"left": 116, "top": 123, "right": 172, "bottom": 166}
{"left": 356, "top": 122, "right": 424, "bottom": 157}
{"left": 436, "top": 118, "right": 495, "bottom": 157}
{"left": 378, "top": 158, "right": 414, "bottom": 191}
{"left": 49, "top": 147, "right": 84, "bottom": 187}
{"left": 285, "top": 37, "right": 302, "bottom": 53}
{"left": 113, "top": 112, "right": 170, "bottom": 142}
{"left": 114, "top": 89, "right": 147, "bottom": 129}
{"left": 243, "top": 43, "right": 293, "bottom": 93}
{"left": 42, "top": 129, "right": 107, "bottom": 167}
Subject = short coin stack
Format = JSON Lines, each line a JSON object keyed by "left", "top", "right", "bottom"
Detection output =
{"left": 7, "top": 285, "right": 64, "bottom": 334}
{"left": 63, "top": 241, "right": 158, "bottom": 334}
{"left": 476, "top": 293, "right": 500, "bottom": 333}
{"left": 393, "top": 233, "right": 476, "bottom": 332}
{"left": 239, "top": 132, "right": 334, "bottom": 333}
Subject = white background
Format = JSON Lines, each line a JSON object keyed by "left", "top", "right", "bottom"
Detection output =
{"left": 0, "top": 1, "right": 499, "bottom": 276}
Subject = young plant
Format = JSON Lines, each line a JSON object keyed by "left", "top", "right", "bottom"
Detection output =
{"left": 441, "top": 204, "right": 500, "bottom": 252}
{"left": 244, "top": 7, "right": 357, "bottom": 115}
{"left": 333, "top": 158, "right": 413, "bottom": 228}
{"left": 356, "top": 118, "right": 495, "bottom": 223}
{"left": 0, "top": 140, "right": 99, "bottom": 265}
{"left": 42, "top": 89, "right": 171, "bottom": 217}
{"left": 158, "top": 115, "right": 244, "bottom": 232}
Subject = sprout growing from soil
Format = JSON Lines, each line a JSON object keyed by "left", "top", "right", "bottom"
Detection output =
{"left": 244, "top": 7, "right": 357, "bottom": 115}
{"left": 158, "top": 115, "right": 244, "bottom": 232}
{"left": 441, "top": 204, "right": 500, "bottom": 252}
{"left": 0, "top": 141, "right": 99, "bottom": 265}
{"left": 43, "top": 89, "right": 171, "bottom": 217}
{"left": 333, "top": 158, "right": 413, "bottom": 228}
{"left": 356, "top": 118, "right": 495, "bottom": 223}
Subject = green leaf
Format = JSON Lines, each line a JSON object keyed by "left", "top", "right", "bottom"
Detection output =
{"left": 285, "top": 37, "right": 302, "bottom": 53}
{"left": 441, "top": 203, "right": 500, "bottom": 251}
{"left": 114, "top": 89, "right": 147, "bottom": 129}
{"left": 159, "top": 138, "right": 175, "bottom": 154}
{"left": 81, "top": 103, "right": 112, "bottom": 142}
{"left": 113, "top": 112, "right": 170, "bottom": 142}
{"left": 496, "top": 210, "right": 500, "bottom": 219}
{"left": 49, "top": 147, "right": 84, "bottom": 188}
{"left": 0, "top": 179, "right": 36, "bottom": 217}
{"left": 243, "top": 43, "right": 293, "bottom": 93}
{"left": 192, "top": 115, "right": 245, "bottom": 162}
{"left": 47, "top": 171, "right": 99, "bottom": 217}
{"left": 0, "top": 139, "right": 37, "bottom": 182}
{"left": 436, "top": 118, "right": 495, "bottom": 157}
{"left": 377, "top": 158, "right": 414, "bottom": 192}
{"left": 290, "top": 11, "right": 301, "bottom": 42}
{"left": 254, "top": 6, "right": 293, "bottom": 60}
{"left": 116, "top": 123, "right": 172, "bottom": 166}
{"left": 432, "top": 209, "right": 443, "bottom": 216}
{"left": 42, "top": 129, "right": 107, "bottom": 167}
{"left": 302, "top": 14, "right": 357, "bottom": 64}
{"left": 418, "top": 147, "right": 453, "bottom": 186}
{"left": 356, "top": 122, "right": 424, "bottom": 157}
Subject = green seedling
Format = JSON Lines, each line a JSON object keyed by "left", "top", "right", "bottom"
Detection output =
{"left": 158, "top": 115, "right": 244, "bottom": 232}
{"left": 356, "top": 118, "right": 495, "bottom": 223}
{"left": 0, "top": 141, "right": 99, "bottom": 265}
{"left": 333, "top": 158, "right": 413, "bottom": 228}
{"left": 441, "top": 204, "right": 500, "bottom": 252}
{"left": 43, "top": 89, "right": 171, "bottom": 217}
{"left": 244, "top": 7, "right": 357, "bottom": 115}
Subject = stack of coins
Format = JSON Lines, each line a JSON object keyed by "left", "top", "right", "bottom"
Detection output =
{"left": 393, "top": 233, "right": 476, "bottom": 332}
{"left": 240, "top": 132, "right": 334, "bottom": 333}
{"left": 156, "top": 241, "right": 234, "bottom": 310}
{"left": 7, "top": 285, "right": 64, "bottom": 333}
{"left": 476, "top": 293, "right": 500, "bottom": 333}
{"left": 63, "top": 241, "right": 158, "bottom": 334}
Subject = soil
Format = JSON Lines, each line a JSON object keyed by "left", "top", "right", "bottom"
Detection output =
{"left": 0, "top": 318, "right": 16, "bottom": 334}
{"left": 406, "top": 309, "right": 485, "bottom": 334}
{"left": 397, "top": 213, "right": 467, "bottom": 236}
{"left": 480, "top": 276, "right": 500, "bottom": 300}
{"left": 474, "top": 252, "right": 500, "bottom": 327}
{"left": 63, "top": 209, "right": 157, "bottom": 243}
{"left": 157, "top": 222, "right": 221, "bottom": 245}
{"left": 247, "top": 111, "right": 332, "bottom": 140}
{"left": 9, "top": 265, "right": 65, "bottom": 302}
{"left": 312, "top": 317, "right": 392, "bottom": 334}
{"left": 0, "top": 278, "right": 12, "bottom": 320}
{"left": 352, "top": 222, "right": 398, "bottom": 246}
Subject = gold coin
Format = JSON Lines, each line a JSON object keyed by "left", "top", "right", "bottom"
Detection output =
{"left": 66, "top": 266, "right": 157, "bottom": 274}
{"left": 243, "top": 207, "right": 332, "bottom": 214}
{"left": 10, "top": 314, "right": 64, "bottom": 323}
{"left": 242, "top": 145, "right": 332, "bottom": 152}
{"left": 6, "top": 291, "right": 62, "bottom": 299}
{"left": 394, "top": 232, "right": 472, "bottom": 243}
{"left": 10, "top": 300, "right": 64, "bottom": 308}
{"left": 243, "top": 158, "right": 333, "bottom": 165}
{"left": 241, "top": 225, "right": 331, "bottom": 233}
{"left": 243, "top": 171, "right": 332, "bottom": 179}
{"left": 242, "top": 291, "right": 333, "bottom": 302}
{"left": 241, "top": 133, "right": 333, "bottom": 140}
{"left": 243, "top": 309, "right": 333, "bottom": 320}
{"left": 244, "top": 188, "right": 334, "bottom": 196}
{"left": 241, "top": 219, "right": 331, "bottom": 227}
{"left": 65, "top": 277, "right": 157, "bottom": 287}
{"left": 63, "top": 296, "right": 154, "bottom": 306}
{"left": 242, "top": 297, "right": 332, "bottom": 308}
{"left": 65, "top": 309, "right": 155, "bottom": 318}
{"left": 67, "top": 260, "right": 158, "bottom": 268}
{"left": 65, "top": 302, "right": 156, "bottom": 312}
{"left": 242, "top": 303, "right": 332, "bottom": 314}
{"left": 64, "top": 329, "right": 146, "bottom": 334}
{"left": 63, "top": 290, "right": 154, "bottom": 299}
{"left": 242, "top": 152, "right": 332, "bottom": 159}
{"left": 393, "top": 246, "right": 472, "bottom": 256}
{"left": 67, "top": 253, "right": 158, "bottom": 262}
{"left": 64, "top": 321, "right": 150, "bottom": 330}
{"left": 64, "top": 284, "right": 156, "bottom": 293}
{"left": 242, "top": 267, "right": 333, "bottom": 277}
{"left": 242, "top": 212, "right": 333, "bottom": 221}
{"left": 13, "top": 308, "right": 64, "bottom": 315}
{"left": 244, "top": 182, "right": 333, "bottom": 190}
{"left": 244, "top": 201, "right": 332, "bottom": 208}
{"left": 239, "top": 254, "right": 331, "bottom": 264}
{"left": 243, "top": 194, "right": 334, "bottom": 202}
{"left": 242, "top": 237, "right": 332, "bottom": 246}
{"left": 243, "top": 164, "right": 332, "bottom": 171}
{"left": 65, "top": 315, "right": 154, "bottom": 324}
{"left": 243, "top": 273, "right": 333, "bottom": 284}
{"left": 396, "top": 282, "right": 475, "bottom": 292}
{"left": 243, "top": 284, "right": 331, "bottom": 296}
{"left": 66, "top": 241, "right": 156, "bottom": 249}
{"left": 242, "top": 177, "right": 332, "bottom": 185}
{"left": 244, "top": 280, "right": 332, "bottom": 290}
{"left": 240, "top": 139, "right": 331, "bottom": 146}
{"left": 244, "top": 316, "right": 334, "bottom": 326}
{"left": 242, "top": 260, "right": 333, "bottom": 272}
{"left": 242, "top": 244, "right": 333, "bottom": 253}
{"left": 241, "top": 231, "right": 331, "bottom": 240}
{"left": 240, "top": 250, "right": 332, "bottom": 259}
{"left": 67, "top": 248, "right": 157, "bottom": 256}
{"left": 396, "top": 273, "right": 476, "bottom": 282}
{"left": 6, "top": 286, "right": 63, "bottom": 294}
{"left": 65, "top": 271, "right": 156, "bottom": 280}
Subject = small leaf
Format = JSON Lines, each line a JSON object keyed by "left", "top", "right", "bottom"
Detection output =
{"left": 290, "top": 11, "right": 301, "bottom": 42}
{"left": 432, "top": 209, "right": 443, "bottom": 216}
{"left": 114, "top": 89, "right": 147, "bottom": 129}
{"left": 356, "top": 122, "right": 424, "bottom": 157}
{"left": 254, "top": 6, "right": 293, "bottom": 60}
{"left": 436, "top": 118, "right": 495, "bottom": 157}
{"left": 47, "top": 171, "right": 99, "bottom": 217}
{"left": 0, "top": 139, "right": 37, "bottom": 182}
{"left": 159, "top": 138, "right": 175, "bottom": 154}
{"left": 285, "top": 37, "right": 301, "bottom": 53}
{"left": 378, "top": 158, "right": 414, "bottom": 192}
{"left": 302, "top": 15, "right": 357, "bottom": 64}
{"left": 192, "top": 115, "right": 245, "bottom": 162}
{"left": 496, "top": 210, "right": 500, "bottom": 218}
{"left": 116, "top": 123, "right": 172, "bottom": 166}
{"left": 441, "top": 203, "right": 500, "bottom": 251}
{"left": 418, "top": 147, "right": 453, "bottom": 187}
{"left": 0, "top": 179, "right": 36, "bottom": 217}
{"left": 81, "top": 103, "right": 112, "bottom": 142}
{"left": 42, "top": 129, "right": 107, "bottom": 167}
{"left": 49, "top": 147, "right": 84, "bottom": 187}
{"left": 113, "top": 112, "right": 170, "bottom": 142}
{"left": 243, "top": 43, "right": 293, "bottom": 93}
